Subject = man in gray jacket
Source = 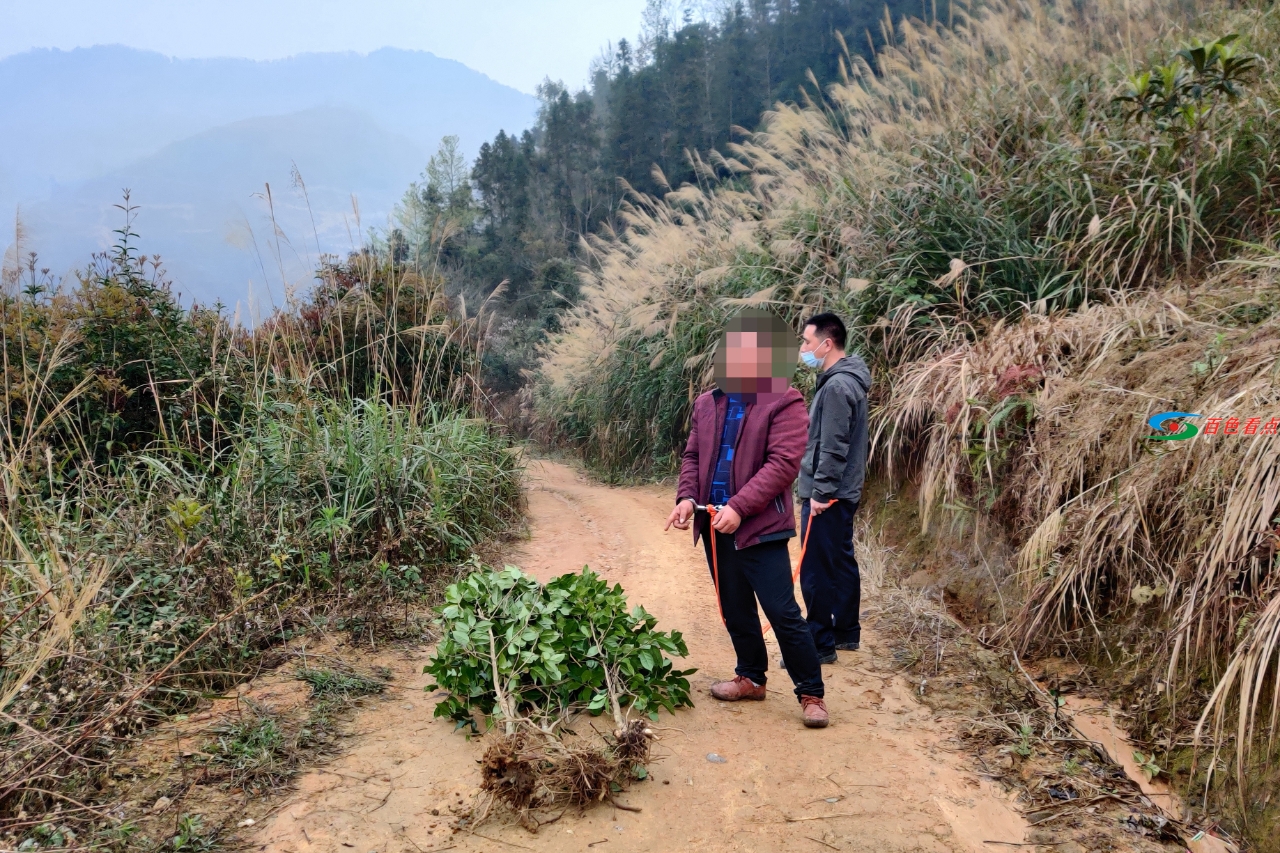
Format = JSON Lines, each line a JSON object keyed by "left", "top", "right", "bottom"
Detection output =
{"left": 795, "top": 312, "right": 871, "bottom": 663}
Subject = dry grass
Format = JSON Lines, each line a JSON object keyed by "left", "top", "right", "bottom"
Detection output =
{"left": 543, "top": 0, "right": 1182, "bottom": 392}
{"left": 876, "top": 268, "right": 1280, "bottom": 806}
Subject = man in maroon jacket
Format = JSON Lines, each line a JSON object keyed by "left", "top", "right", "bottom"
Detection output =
{"left": 664, "top": 309, "right": 829, "bottom": 728}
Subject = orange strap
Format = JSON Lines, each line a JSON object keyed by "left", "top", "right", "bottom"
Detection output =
{"left": 761, "top": 512, "right": 813, "bottom": 636}
{"left": 707, "top": 506, "right": 726, "bottom": 626}
{"left": 704, "top": 502, "right": 819, "bottom": 636}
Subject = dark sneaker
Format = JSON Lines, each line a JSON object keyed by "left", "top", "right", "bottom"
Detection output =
{"left": 710, "top": 675, "right": 767, "bottom": 701}
{"left": 801, "top": 696, "right": 829, "bottom": 728}
{"left": 780, "top": 652, "right": 836, "bottom": 670}
{"left": 836, "top": 641, "right": 860, "bottom": 651}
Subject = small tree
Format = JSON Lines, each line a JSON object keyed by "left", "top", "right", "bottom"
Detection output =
{"left": 1114, "top": 34, "right": 1258, "bottom": 268}
{"left": 394, "top": 136, "right": 477, "bottom": 266}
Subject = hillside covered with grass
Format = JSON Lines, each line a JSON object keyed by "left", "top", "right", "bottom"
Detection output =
{"left": 535, "top": 0, "right": 1280, "bottom": 841}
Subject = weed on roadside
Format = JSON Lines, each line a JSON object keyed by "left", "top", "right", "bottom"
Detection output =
{"left": 204, "top": 702, "right": 294, "bottom": 795}
{"left": 169, "top": 814, "right": 217, "bottom": 853}
{"left": 296, "top": 664, "right": 390, "bottom": 701}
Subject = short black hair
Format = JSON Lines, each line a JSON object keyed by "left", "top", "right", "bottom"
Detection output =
{"left": 804, "top": 312, "right": 847, "bottom": 350}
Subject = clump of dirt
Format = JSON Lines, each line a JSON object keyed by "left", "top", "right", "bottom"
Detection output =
{"left": 611, "top": 719, "right": 654, "bottom": 765}
{"left": 479, "top": 732, "right": 541, "bottom": 817}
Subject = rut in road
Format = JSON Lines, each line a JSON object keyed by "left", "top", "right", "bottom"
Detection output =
{"left": 250, "top": 460, "right": 1028, "bottom": 853}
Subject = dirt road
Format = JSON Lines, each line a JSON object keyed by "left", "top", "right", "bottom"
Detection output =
{"left": 250, "top": 460, "right": 1027, "bottom": 853}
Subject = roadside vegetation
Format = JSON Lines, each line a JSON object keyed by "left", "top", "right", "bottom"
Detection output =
{"left": 9, "top": 0, "right": 1280, "bottom": 848}
{"left": 0, "top": 206, "right": 521, "bottom": 848}
{"left": 535, "top": 0, "right": 1280, "bottom": 844}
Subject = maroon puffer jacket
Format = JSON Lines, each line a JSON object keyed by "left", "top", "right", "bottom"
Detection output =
{"left": 675, "top": 387, "right": 809, "bottom": 550}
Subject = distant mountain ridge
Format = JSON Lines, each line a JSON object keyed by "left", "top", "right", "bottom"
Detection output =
{"left": 0, "top": 45, "right": 539, "bottom": 307}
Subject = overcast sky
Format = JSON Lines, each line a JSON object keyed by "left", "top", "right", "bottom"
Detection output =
{"left": 0, "top": 0, "right": 650, "bottom": 93}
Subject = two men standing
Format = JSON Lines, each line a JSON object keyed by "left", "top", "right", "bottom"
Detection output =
{"left": 665, "top": 309, "right": 870, "bottom": 729}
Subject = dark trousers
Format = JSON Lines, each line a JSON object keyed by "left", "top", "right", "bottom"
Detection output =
{"left": 799, "top": 500, "right": 862, "bottom": 656}
{"left": 702, "top": 531, "right": 824, "bottom": 699}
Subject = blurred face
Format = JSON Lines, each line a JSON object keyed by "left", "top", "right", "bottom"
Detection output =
{"left": 713, "top": 310, "right": 798, "bottom": 400}
{"left": 724, "top": 330, "right": 773, "bottom": 379}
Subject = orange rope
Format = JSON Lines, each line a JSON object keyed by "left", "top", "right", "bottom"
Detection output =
{"left": 702, "top": 501, "right": 825, "bottom": 636}
{"left": 761, "top": 509, "right": 815, "bottom": 636}
{"left": 706, "top": 506, "right": 726, "bottom": 626}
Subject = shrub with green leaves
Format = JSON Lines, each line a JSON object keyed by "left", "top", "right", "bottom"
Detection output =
{"left": 424, "top": 565, "right": 694, "bottom": 733}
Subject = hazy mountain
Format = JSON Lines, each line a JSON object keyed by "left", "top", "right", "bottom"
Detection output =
{"left": 1, "top": 46, "right": 539, "bottom": 307}
{"left": 23, "top": 107, "right": 428, "bottom": 310}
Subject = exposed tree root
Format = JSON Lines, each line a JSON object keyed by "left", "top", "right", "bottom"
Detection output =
{"left": 472, "top": 720, "right": 656, "bottom": 831}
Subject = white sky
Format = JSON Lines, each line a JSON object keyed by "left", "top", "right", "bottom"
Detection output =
{"left": 0, "top": 0, "right": 650, "bottom": 93}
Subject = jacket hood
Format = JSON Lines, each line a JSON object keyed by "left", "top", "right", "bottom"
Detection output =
{"left": 817, "top": 354, "right": 871, "bottom": 393}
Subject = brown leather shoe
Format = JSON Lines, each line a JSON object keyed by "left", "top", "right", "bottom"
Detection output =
{"left": 710, "top": 675, "right": 766, "bottom": 701}
{"left": 801, "top": 695, "right": 829, "bottom": 728}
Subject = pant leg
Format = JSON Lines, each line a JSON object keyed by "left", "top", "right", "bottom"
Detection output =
{"left": 799, "top": 502, "right": 834, "bottom": 655}
{"left": 733, "top": 538, "right": 824, "bottom": 700}
{"left": 703, "top": 531, "right": 770, "bottom": 685}
{"left": 800, "top": 500, "right": 862, "bottom": 653}
{"left": 830, "top": 500, "right": 862, "bottom": 646}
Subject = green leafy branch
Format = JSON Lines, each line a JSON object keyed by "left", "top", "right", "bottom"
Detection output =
{"left": 424, "top": 565, "right": 695, "bottom": 738}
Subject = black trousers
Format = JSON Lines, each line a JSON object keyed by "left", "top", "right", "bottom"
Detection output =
{"left": 799, "top": 500, "right": 862, "bottom": 656}
{"left": 702, "top": 531, "right": 824, "bottom": 699}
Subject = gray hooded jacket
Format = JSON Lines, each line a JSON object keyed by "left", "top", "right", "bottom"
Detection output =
{"left": 798, "top": 354, "right": 872, "bottom": 504}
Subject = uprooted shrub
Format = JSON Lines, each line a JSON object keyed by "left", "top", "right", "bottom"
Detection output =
{"left": 423, "top": 565, "right": 694, "bottom": 827}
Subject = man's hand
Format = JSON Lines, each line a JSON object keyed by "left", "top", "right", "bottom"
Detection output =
{"left": 711, "top": 504, "right": 742, "bottom": 533}
{"left": 665, "top": 499, "right": 695, "bottom": 531}
{"left": 810, "top": 497, "right": 835, "bottom": 516}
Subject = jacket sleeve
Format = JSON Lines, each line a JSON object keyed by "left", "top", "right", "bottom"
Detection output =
{"left": 727, "top": 395, "right": 807, "bottom": 519}
{"left": 676, "top": 397, "right": 702, "bottom": 505}
{"left": 812, "top": 376, "right": 859, "bottom": 502}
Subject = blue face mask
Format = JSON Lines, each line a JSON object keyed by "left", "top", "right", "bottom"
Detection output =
{"left": 800, "top": 341, "right": 827, "bottom": 370}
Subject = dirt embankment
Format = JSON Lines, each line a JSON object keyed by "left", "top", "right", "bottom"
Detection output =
{"left": 247, "top": 460, "right": 1028, "bottom": 853}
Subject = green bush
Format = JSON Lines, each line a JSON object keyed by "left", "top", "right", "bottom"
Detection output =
{"left": 425, "top": 565, "right": 694, "bottom": 733}
{"left": 1, "top": 217, "right": 523, "bottom": 827}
